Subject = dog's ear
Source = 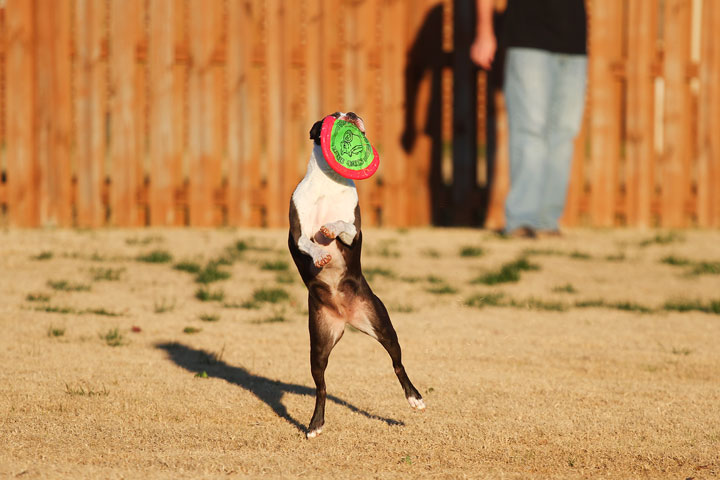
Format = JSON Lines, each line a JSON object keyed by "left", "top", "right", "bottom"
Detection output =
{"left": 309, "top": 120, "right": 323, "bottom": 145}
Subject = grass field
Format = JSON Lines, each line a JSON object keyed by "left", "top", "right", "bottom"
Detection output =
{"left": 1, "top": 227, "right": 719, "bottom": 479}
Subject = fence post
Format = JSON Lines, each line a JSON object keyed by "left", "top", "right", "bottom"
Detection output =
{"left": 588, "top": 0, "right": 623, "bottom": 227}
{"left": 149, "top": 0, "right": 181, "bottom": 226}
{"left": 5, "top": 0, "right": 37, "bottom": 227}
{"left": 188, "top": 0, "right": 223, "bottom": 226}
{"left": 661, "top": 0, "right": 693, "bottom": 228}
{"left": 625, "top": 1, "right": 657, "bottom": 228}
{"left": 697, "top": 0, "right": 720, "bottom": 227}
{"left": 110, "top": 0, "right": 143, "bottom": 226}
{"left": 74, "top": 0, "right": 107, "bottom": 227}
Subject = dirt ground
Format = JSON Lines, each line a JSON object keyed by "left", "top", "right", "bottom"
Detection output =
{"left": 1, "top": 227, "right": 719, "bottom": 479}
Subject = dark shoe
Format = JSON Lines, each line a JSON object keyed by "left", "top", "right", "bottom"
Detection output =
{"left": 537, "top": 229, "right": 562, "bottom": 238}
{"left": 506, "top": 226, "right": 537, "bottom": 239}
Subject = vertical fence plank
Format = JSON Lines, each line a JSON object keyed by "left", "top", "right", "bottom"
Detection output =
{"left": 188, "top": 0, "right": 222, "bottom": 226}
{"left": 588, "top": 0, "right": 623, "bottom": 227}
{"left": 356, "top": 0, "right": 381, "bottom": 226}
{"left": 281, "top": 1, "right": 307, "bottom": 220}
{"left": 561, "top": 116, "right": 587, "bottom": 227}
{"left": 625, "top": 1, "right": 657, "bottom": 228}
{"left": 74, "top": 0, "right": 106, "bottom": 227}
{"left": 661, "top": 0, "right": 693, "bottom": 228}
{"left": 484, "top": 90, "right": 508, "bottom": 230}
{"left": 697, "top": 0, "right": 720, "bottom": 227}
{"left": 227, "top": 0, "right": 249, "bottom": 226}
{"left": 379, "top": 0, "right": 408, "bottom": 227}
{"left": 149, "top": 0, "right": 180, "bottom": 225}
{"left": 110, "top": 0, "right": 142, "bottom": 226}
{"left": 263, "top": 0, "right": 284, "bottom": 228}
{"left": 0, "top": 7, "right": 5, "bottom": 210}
{"left": 5, "top": 0, "right": 37, "bottom": 227}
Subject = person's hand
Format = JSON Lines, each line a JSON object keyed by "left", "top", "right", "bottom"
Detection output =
{"left": 470, "top": 31, "right": 496, "bottom": 70}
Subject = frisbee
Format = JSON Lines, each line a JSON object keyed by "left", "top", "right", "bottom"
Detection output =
{"left": 320, "top": 115, "right": 379, "bottom": 180}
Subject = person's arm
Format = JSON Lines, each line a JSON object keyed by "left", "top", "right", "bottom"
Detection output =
{"left": 470, "top": 0, "right": 496, "bottom": 69}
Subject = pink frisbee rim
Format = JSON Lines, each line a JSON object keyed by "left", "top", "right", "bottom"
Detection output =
{"left": 320, "top": 116, "right": 379, "bottom": 180}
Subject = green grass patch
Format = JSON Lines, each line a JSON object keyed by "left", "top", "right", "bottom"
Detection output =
{"left": 65, "top": 383, "right": 109, "bottom": 397}
{"left": 85, "top": 308, "right": 122, "bottom": 317}
{"left": 31, "top": 251, "right": 54, "bottom": 261}
{"left": 126, "top": 235, "right": 163, "bottom": 246}
{"left": 663, "top": 298, "right": 720, "bottom": 315}
{"left": 101, "top": 328, "right": 125, "bottom": 347}
{"left": 136, "top": 250, "right": 173, "bottom": 263}
{"left": 26, "top": 292, "right": 51, "bottom": 302}
{"left": 390, "top": 304, "right": 415, "bottom": 313}
{"left": 426, "top": 275, "right": 444, "bottom": 284}
{"left": 575, "top": 299, "right": 653, "bottom": 313}
{"left": 251, "top": 314, "right": 287, "bottom": 324}
{"left": 690, "top": 261, "right": 720, "bottom": 275}
{"left": 173, "top": 261, "right": 202, "bottom": 274}
{"left": 661, "top": 255, "right": 693, "bottom": 266}
{"left": 195, "top": 287, "right": 225, "bottom": 302}
{"left": 183, "top": 326, "right": 201, "bottom": 334}
{"left": 552, "top": 283, "right": 578, "bottom": 294}
{"left": 522, "top": 248, "right": 564, "bottom": 256}
{"left": 427, "top": 284, "right": 457, "bottom": 295}
{"left": 471, "top": 257, "right": 539, "bottom": 285}
{"left": 199, "top": 313, "right": 220, "bottom": 322}
{"left": 569, "top": 251, "right": 592, "bottom": 260}
{"left": 195, "top": 262, "right": 231, "bottom": 284}
{"left": 365, "top": 267, "right": 397, "bottom": 281}
{"left": 508, "top": 298, "right": 567, "bottom": 312}
{"left": 47, "top": 326, "right": 66, "bottom": 337}
{"left": 252, "top": 287, "right": 290, "bottom": 304}
{"left": 671, "top": 347, "right": 692, "bottom": 356}
{"left": 421, "top": 248, "right": 440, "bottom": 258}
{"left": 261, "top": 260, "right": 289, "bottom": 271}
{"left": 465, "top": 292, "right": 505, "bottom": 308}
{"left": 605, "top": 253, "right": 626, "bottom": 262}
{"left": 459, "top": 246, "right": 484, "bottom": 258}
{"left": 154, "top": 298, "right": 176, "bottom": 313}
{"left": 223, "top": 301, "right": 261, "bottom": 310}
{"left": 275, "top": 272, "right": 295, "bottom": 284}
{"left": 47, "top": 280, "right": 91, "bottom": 292}
{"left": 90, "top": 267, "right": 124, "bottom": 281}
{"left": 34, "top": 305, "right": 75, "bottom": 314}
{"left": 639, "top": 232, "right": 684, "bottom": 247}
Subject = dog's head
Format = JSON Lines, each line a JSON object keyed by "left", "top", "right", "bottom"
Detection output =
{"left": 309, "top": 112, "right": 366, "bottom": 145}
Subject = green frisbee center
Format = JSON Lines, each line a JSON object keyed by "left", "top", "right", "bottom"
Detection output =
{"left": 329, "top": 120, "right": 373, "bottom": 170}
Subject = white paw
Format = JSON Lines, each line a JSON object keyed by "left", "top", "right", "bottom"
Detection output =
{"left": 313, "top": 252, "right": 331, "bottom": 268}
{"left": 320, "top": 225, "right": 337, "bottom": 239}
{"left": 407, "top": 396, "right": 426, "bottom": 411}
{"left": 338, "top": 229, "right": 356, "bottom": 245}
{"left": 306, "top": 427, "right": 323, "bottom": 439}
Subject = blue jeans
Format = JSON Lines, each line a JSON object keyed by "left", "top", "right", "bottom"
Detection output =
{"left": 503, "top": 48, "right": 587, "bottom": 232}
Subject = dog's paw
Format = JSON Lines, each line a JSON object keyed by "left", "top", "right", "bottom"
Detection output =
{"left": 407, "top": 396, "right": 426, "bottom": 411}
{"left": 306, "top": 426, "right": 323, "bottom": 439}
{"left": 314, "top": 252, "right": 332, "bottom": 268}
{"left": 319, "top": 225, "right": 337, "bottom": 240}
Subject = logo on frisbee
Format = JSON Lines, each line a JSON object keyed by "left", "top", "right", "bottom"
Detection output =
{"left": 320, "top": 116, "right": 379, "bottom": 180}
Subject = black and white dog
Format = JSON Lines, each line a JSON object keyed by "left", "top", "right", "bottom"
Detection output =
{"left": 288, "top": 112, "right": 425, "bottom": 438}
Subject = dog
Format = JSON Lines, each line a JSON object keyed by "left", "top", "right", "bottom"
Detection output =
{"left": 288, "top": 111, "right": 425, "bottom": 438}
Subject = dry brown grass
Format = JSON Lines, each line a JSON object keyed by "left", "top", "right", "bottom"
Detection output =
{"left": 1, "top": 227, "right": 719, "bottom": 479}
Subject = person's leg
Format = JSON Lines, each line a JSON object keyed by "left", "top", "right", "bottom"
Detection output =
{"left": 537, "top": 53, "right": 587, "bottom": 231}
{"left": 503, "top": 48, "right": 553, "bottom": 233}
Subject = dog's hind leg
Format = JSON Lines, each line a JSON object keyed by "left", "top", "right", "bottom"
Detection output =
{"left": 351, "top": 295, "right": 425, "bottom": 411}
{"left": 307, "top": 304, "right": 345, "bottom": 438}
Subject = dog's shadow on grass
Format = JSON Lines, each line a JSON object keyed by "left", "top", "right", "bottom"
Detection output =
{"left": 155, "top": 342, "right": 404, "bottom": 434}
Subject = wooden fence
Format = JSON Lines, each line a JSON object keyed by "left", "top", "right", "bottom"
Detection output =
{"left": 0, "top": 0, "right": 718, "bottom": 229}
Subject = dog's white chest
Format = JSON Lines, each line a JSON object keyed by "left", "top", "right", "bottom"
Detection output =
{"left": 292, "top": 147, "right": 358, "bottom": 239}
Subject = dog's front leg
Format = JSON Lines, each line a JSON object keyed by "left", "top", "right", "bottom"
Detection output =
{"left": 320, "top": 221, "right": 357, "bottom": 246}
{"left": 298, "top": 235, "right": 332, "bottom": 268}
